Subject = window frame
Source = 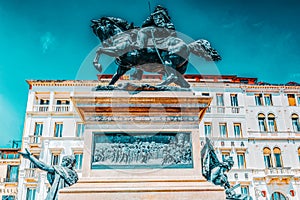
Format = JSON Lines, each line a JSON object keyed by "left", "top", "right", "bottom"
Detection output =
{"left": 76, "top": 123, "right": 85, "bottom": 137}
{"left": 258, "top": 113, "right": 267, "bottom": 132}
{"left": 74, "top": 153, "right": 83, "bottom": 170}
{"left": 54, "top": 122, "right": 63, "bottom": 137}
{"left": 204, "top": 122, "right": 212, "bottom": 137}
{"left": 237, "top": 153, "right": 246, "bottom": 169}
{"left": 219, "top": 123, "right": 227, "bottom": 137}
{"left": 233, "top": 123, "right": 242, "bottom": 137}
{"left": 273, "top": 147, "right": 283, "bottom": 168}
{"left": 263, "top": 147, "right": 273, "bottom": 168}
{"left": 26, "top": 187, "right": 36, "bottom": 200}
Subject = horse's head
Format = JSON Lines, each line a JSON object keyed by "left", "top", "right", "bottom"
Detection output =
{"left": 188, "top": 39, "right": 221, "bottom": 61}
{"left": 91, "top": 17, "right": 133, "bottom": 45}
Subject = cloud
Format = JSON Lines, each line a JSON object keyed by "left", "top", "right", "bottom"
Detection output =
{"left": 252, "top": 21, "right": 264, "bottom": 27}
{"left": 40, "top": 32, "right": 55, "bottom": 53}
{"left": 289, "top": 73, "right": 300, "bottom": 80}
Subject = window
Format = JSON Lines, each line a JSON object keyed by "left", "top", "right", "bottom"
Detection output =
{"left": 34, "top": 123, "right": 43, "bottom": 136}
{"left": 54, "top": 123, "right": 63, "bottom": 137}
{"left": 55, "top": 100, "right": 70, "bottom": 112}
{"left": 230, "top": 94, "right": 239, "bottom": 113}
{"left": 76, "top": 123, "right": 85, "bottom": 137}
{"left": 26, "top": 188, "right": 36, "bottom": 200}
{"left": 288, "top": 94, "right": 296, "bottom": 106}
{"left": 1, "top": 152, "right": 19, "bottom": 159}
{"left": 74, "top": 153, "right": 83, "bottom": 170}
{"left": 219, "top": 123, "right": 227, "bottom": 137}
{"left": 271, "top": 192, "right": 287, "bottom": 200}
{"left": 241, "top": 186, "right": 249, "bottom": 195}
{"left": 273, "top": 147, "right": 283, "bottom": 167}
{"left": 39, "top": 99, "right": 49, "bottom": 105}
{"left": 56, "top": 100, "right": 70, "bottom": 105}
{"left": 29, "top": 155, "right": 40, "bottom": 168}
{"left": 216, "top": 94, "right": 225, "bottom": 113}
{"left": 204, "top": 123, "right": 212, "bottom": 136}
{"left": 264, "top": 94, "right": 273, "bottom": 106}
{"left": 268, "top": 114, "right": 277, "bottom": 132}
{"left": 263, "top": 147, "right": 272, "bottom": 168}
{"left": 6, "top": 165, "right": 19, "bottom": 182}
{"left": 221, "top": 152, "right": 230, "bottom": 162}
{"left": 2, "top": 196, "right": 15, "bottom": 200}
{"left": 230, "top": 94, "right": 238, "bottom": 106}
{"left": 258, "top": 113, "right": 267, "bottom": 132}
{"left": 33, "top": 122, "right": 43, "bottom": 143}
{"left": 298, "top": 148, "right": 300, "bottom": 163}
{"left": 237, "top": 153, "right": 246, "bottom": 169}
{"left": 234, "top": 123, "right": 242, "bottom": 137}
{"left": 292, "top": 114, "right": 300, "bottom": 132}
{"left": 255, "top": 94, "right": 263, "bottom": 106}
{"left": 51, "top": 153, "right": 60, "bottom": 165}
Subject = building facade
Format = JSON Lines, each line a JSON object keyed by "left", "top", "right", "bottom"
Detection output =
{"left": 17, "top": 75, "right": 300, "bottom": 200}
{"left": 0, "top": 148, "right": 20, "bottom": 200}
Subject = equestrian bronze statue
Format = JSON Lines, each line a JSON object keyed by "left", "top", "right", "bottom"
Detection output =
{"left": 91, "top": 5, "right": 221, "bottom": 89}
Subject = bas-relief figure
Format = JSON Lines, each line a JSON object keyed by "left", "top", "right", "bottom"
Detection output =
{"left": 91, "top": 5, "right": 221, "bottom": 89}
{"left": 19, "top": 149, "right": 78, "bottom": 200}
{"left": 92, "top": 132, "right": 193, "bottom": 169}
{"left": 201, "top": 138, "right": 253, "bottom": 200}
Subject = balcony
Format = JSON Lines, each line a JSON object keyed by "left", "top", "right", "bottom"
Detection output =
{"left": 33, "top": 105, "right": 49, "bottom": 112}
{"left": 32, "top": 104, "right": 72, "bottom": 113}
{"left": 4, "top": 178, "right": 18, "bottom": 183}
{"left": 0, "top": 177, "right": 18, "bottom": 183}
{"left": 29, "top": 135, "right": 41, "bottom": 144}
{"left": 248, "top": 131, "right": 295, "bottom": 138}
{"left": 207, "top": 106, "right": 244, "bottom": 114}
{"left": 53, "top": 105, "right": 70, "bottom": 112}
{"left": 264, "top": 167, "right": 292, "bottom": 177}
{"left": 24, "top": 168, "right": 39, "bottom": 181}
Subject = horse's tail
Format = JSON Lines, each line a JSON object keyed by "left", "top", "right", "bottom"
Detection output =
{"left": 188, "top": 39, "right": 221, "bottom": 62}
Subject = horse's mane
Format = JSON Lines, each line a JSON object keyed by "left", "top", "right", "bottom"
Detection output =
{"left": 101, "top": 17, "right": 135, "bottom": 31}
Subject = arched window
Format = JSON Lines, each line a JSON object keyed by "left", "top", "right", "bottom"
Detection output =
{"left": 273, "top": 147, "right": 283, "bottom": 167}
{"left": 271, "top": 192, "right": 286, "bottom": 200}
{"left": 263, "top": 147, "right": 272, "bottom": 168}
{"left": 292, "top": 114, "right": 300, "bottom": 132}
{"left": 258, "top": 113, "right": 267, "bottom": 132}
{"left": 298, "top": 148, "right": 300, "bottom": 163}
{"left": 268, "top": 113, "right": 277, "bottom": 132}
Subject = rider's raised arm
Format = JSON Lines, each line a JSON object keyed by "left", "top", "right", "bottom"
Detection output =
{"left": 20, "top": 149, "right": 55, "bottom": 173}
{"left": 28, "top": 155, "right": 55, "bottom": 173}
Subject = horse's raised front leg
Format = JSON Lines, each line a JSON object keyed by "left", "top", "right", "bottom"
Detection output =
{"left": 109, "top": 66, "right": 130, "bottom": 85}
{"left": 93, "top": 48, "right": 103, "bottom": 73}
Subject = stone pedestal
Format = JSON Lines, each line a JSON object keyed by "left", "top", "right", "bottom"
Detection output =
{"left": 60, "top": 91, "right": 225, "bottom": 199}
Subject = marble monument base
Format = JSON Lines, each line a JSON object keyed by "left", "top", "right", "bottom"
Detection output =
{"left": 60, "top": 90, "right": 225, "bottom": 199}
{"left": 60, "top": 178, "right": 224, "bottom": 200}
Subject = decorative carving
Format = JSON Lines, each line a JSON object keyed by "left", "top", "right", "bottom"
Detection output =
{"left": 92, "top": 132, "right": 193, "bottom": 169}
{"left": 86, "top": 115, "right": 199, "bottom": 122}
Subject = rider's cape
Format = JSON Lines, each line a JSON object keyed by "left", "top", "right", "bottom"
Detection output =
{"left": 201, "top": 137, "right": 220, "bottom": 181}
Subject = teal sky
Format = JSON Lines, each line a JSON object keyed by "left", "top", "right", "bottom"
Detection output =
{"left": 0, "top": 0, "right": 299, "bottom": 147}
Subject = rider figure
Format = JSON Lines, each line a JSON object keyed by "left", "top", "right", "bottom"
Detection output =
{"left": 136, "top": 5, "right": 176, "bottom": 50}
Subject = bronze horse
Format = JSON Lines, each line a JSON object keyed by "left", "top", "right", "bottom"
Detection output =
{"left": 91, "top": 17, "right": 221, "bottom": 88}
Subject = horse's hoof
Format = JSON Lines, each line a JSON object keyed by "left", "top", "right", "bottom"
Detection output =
{"left": 93, "top": 63, "right": 102, "bottom": 73}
